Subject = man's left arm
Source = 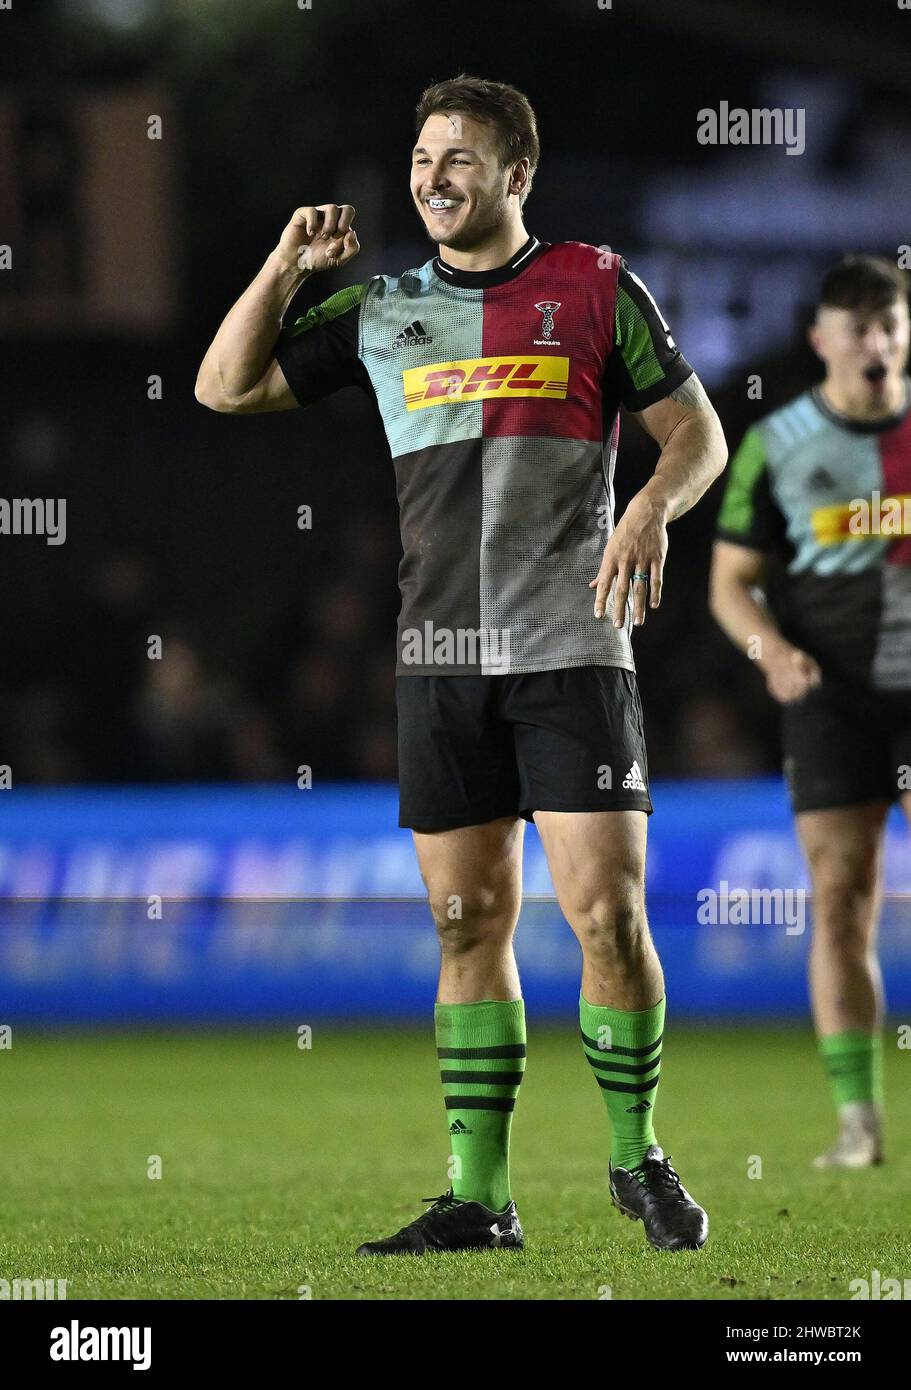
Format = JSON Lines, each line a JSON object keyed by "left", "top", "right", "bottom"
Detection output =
{"left": 593, "top": 261, "right": 728, "bottom": 625}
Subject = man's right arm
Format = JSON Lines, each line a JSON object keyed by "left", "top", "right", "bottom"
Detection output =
{"left": 195, "top": 250, "right": 310, "bottom": 413}
{"left": 194, "top": 204, "right": 360, "bottom": 414}
{"left": 709, "top": 427, "right": 821, "bottom": 703}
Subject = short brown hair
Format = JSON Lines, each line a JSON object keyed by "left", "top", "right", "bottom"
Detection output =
{"left": 414, "top": 73, "right": 540, "bottom": 207}
{"left": 818, "top": 255, "right": 909, "bottom": 313}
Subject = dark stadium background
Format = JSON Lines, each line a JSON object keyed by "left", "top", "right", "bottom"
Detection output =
{"left": 3, "top": 0, "right": 907, "bottom": 786}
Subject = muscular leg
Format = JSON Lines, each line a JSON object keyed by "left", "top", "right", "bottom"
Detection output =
{"left": 534, "top": 809, "right": 665, "bottom": 1170}
{"left": 797, "top": 801, "right": 890, "bottom": 1166}
{"left": 411, "top": 816, "right": 526, "bottom": 1210}
{"left": 412, "top": 815, "right": 524, "bottom": 1003}
{"left": 533, "top": 809, "right": 661, "bottom": 1009}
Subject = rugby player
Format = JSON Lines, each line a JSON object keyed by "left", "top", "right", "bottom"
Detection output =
{"left": 196, "top": 75, "right": 727, "bottom": 1252}
{"left": 711, "top": 255, "right": 911, "bottom": 1168}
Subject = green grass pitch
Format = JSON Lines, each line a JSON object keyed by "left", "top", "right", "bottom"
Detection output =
{"left": 1, "top": 1025, "right": 908, "bottom": 1300}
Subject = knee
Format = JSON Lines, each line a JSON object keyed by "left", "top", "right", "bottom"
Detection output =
{"left": 811, "top": 889, "right": 876, "bottom": 954}
{"left": 809, "top": 860, "right": 878, "bottom": 936}
{"left": 568, "top": 882, "right": 648, "bottom": 958}
{"left": 428, "top": 884, "right": 517, "bottom": 955}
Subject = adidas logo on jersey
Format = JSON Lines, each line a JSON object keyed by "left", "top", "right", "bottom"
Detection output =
{"left": 808, "top": 466, "right": 836, "bottom": 490}
{"left": 622, "top": 761, "right": 646, "bottom": 791}
{"left": 394, "top": 320, "right": 433, "bottom": 347}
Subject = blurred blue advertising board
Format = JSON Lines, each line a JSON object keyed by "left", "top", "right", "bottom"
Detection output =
{"left": 0, "top": 782, "right": 908, "bottom": 1020}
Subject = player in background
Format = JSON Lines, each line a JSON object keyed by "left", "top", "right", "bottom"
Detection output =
{"left": 197, "top": 75, "right": 727, "bottom": 1252}
{"left": 711, "top": 256, "right": 911, "bottom": 1168}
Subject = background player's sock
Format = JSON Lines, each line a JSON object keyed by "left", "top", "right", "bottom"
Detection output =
{"left": 435, "top": 998, "right": 526, "bottom": 1212}
{"left": 580, "top": 993, "right": 664, "bottom": 1170}
{"left": 819, "top": 1029, "right": 883, "bottom": 1109}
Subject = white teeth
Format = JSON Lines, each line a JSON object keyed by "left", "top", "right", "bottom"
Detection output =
{"left": 427, "top": 198, "right": 459, "bottom": 209}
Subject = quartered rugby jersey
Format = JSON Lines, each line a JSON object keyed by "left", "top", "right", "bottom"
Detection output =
{"left": 274, "top": 234, "right": 693, "bottom": 675}
{"left": 716, "top": 381, "right": 911, "bottom": 691}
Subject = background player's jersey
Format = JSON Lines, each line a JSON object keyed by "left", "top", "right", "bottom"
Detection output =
{"left": 716, "top": 381, "right": 911, "bottom": 691}
{"left": 274, "top": 235, "right": 692, "bottom": 675}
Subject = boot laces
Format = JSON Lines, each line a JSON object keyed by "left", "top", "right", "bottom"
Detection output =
{"left": 405, "top": 1189, "right": 461, "bottom": 1229}
{"left": 630, "top": 1153, "right": 686, "bottom": 1201}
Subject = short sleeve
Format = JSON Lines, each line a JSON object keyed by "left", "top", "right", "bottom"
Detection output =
{"left": 603, "top": 259, "right": 695, "bottom": 412}
{"left": 273, "top": 282, "right": 371, "bottom": 407}
{"left": 715, "top": 426, "right": 787, "bottom": 552}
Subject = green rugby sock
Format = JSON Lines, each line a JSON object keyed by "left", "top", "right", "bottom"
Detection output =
{"left": 580, "top": 993, "right": 664, "bottom": 1170}
{"left": 435, "top": 998, "right": 526, "bottom": 1212}
{"left": 819, "top": 1030, "right": 883, "bottom": 1108}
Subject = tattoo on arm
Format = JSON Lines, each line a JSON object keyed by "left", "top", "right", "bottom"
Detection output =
{"left": 668, "top": 374, "right": 710, "bottom": 412}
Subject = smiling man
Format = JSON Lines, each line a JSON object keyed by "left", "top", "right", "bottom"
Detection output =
{"left": 196, "top": 74, "right": 727, "bottom": 1254}
{"left": 711, "top": 255, "right": 911, "bottom": 1169}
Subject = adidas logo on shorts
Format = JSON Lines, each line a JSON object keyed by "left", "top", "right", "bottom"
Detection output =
{"left": 622, "top": 760, "right": 646, "bottom": 792}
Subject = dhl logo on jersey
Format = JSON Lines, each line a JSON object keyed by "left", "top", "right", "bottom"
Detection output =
{"left": 812, "top": 493, "right": 911, "bottom": 544}
{"left": 403, "top": 355, "right": 569, "bottom": 410}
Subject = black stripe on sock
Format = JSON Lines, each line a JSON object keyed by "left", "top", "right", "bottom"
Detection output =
{"left": 437, "top": 1044, "right": 527, "bottom": 1059}
{"left": 440, "top": 1070, "right": 525, "bottom": 1086}
{"left": 594, "top": 1074, "right": 661, "bottom": 1095}
{"left": 584, "top": 1054, "right": 661, "bottom": 1076}
{"left": 444, "top": 1096, "right": 517, "bottom": 1112}
{"left": 580, "top": 1028, "right": 663, "bottom": 1057}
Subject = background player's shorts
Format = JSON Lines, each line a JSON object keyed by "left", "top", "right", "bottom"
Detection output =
{"left": 781, "top": 678, "right": 911, "bottom": 814}
{"left": 396, "top": 666, "right": 653, "bottom": 831}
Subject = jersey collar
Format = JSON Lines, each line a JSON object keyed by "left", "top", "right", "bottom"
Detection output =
{"left": 811, "top": 377, "right": 911, "bottom": 434}
{"left": 432, "top": 234, "right": 549, "bottom": 288}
